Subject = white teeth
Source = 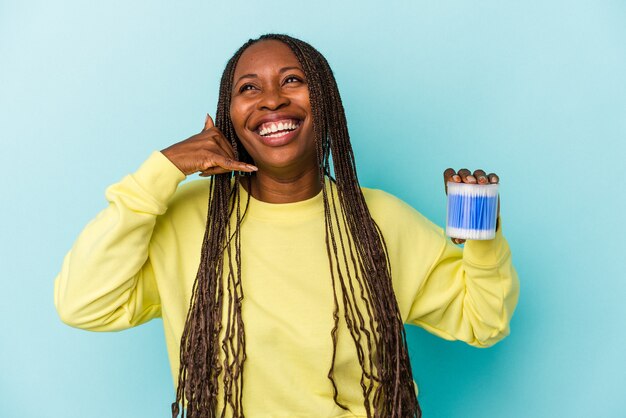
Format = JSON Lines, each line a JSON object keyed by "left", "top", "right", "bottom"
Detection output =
{"left": 258, "top": 119, "right": 300, "bottom": 136}
{"left": 265, "top": 131, "right": 289, "bottom": 138}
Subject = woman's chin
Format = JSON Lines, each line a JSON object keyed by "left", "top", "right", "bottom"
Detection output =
{"left": 251, "top": 151, "right": 318, "bottom": 175}
{"left": 242, "top": 140, "right": 317, "bottom": 175}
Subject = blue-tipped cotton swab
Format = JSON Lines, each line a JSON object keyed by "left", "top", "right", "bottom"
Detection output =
{"left": 446, "top": 182, "right": 499, "bottom": 240}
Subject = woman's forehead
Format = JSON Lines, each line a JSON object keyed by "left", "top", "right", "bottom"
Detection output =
{"left": 233, "top": 40, "right": 303, "bottom": 78}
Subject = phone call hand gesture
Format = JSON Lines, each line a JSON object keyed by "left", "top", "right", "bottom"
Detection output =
{"left": 161, "top": 114, "right": 257, "bottom": 177}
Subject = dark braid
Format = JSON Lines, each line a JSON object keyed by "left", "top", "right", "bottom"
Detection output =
{"left": 172, "top": 34, "right": 421, "bottom": 418}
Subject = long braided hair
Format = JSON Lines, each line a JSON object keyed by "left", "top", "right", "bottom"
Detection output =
{"left": 172, "top": 33, "right": 420, "bottom": 418}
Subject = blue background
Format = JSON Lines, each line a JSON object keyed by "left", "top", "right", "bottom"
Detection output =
{"left": 1, "top": 1, "right": 624, "bottom": 417}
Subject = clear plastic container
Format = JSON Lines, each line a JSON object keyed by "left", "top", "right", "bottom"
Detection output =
{"left": 446, "top": 181, "right": 499, "bottom": 240}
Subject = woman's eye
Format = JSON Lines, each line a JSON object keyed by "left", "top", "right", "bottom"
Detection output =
{"left": 239, "top": 84, "right": 256, "bottom": 93}
{"left": 285, "top": 76, "right": 303, "bottom": 84}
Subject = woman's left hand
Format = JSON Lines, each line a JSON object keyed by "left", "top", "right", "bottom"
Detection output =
{"left": 443, "top": 168, "right": 500, "bottom": 245}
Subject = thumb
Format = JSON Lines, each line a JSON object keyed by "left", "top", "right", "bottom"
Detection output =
{"left": 203, "top": 113, "right": 215, "bottom": 131}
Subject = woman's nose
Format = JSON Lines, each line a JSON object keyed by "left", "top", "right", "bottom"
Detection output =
{"left": 257, "top": 85, "right": 290, "bottom": 110}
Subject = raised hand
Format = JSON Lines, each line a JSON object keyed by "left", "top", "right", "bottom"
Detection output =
{"left": 161, "top": 114, "right": 257, "bottom": 177}
{"left": 443, "top": 168, "right": 500, "bottom": 244}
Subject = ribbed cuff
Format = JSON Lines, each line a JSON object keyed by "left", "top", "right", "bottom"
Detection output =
{"left": 131, "top": 151, "right": 187, "bottom": 205}
{"left": 462, "top": 217, "right": 510, "bottom": 267}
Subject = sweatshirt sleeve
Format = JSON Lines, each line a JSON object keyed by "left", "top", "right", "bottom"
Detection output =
{"left": 53, "top": 151, "right": 186, "bottom": 331}
{"left": 406, "top": 220, "right": 520, "bottom": 348}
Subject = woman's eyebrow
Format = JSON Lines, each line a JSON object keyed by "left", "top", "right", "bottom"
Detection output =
{"left": 234, "top": 66, "right": 303, "bottom": 85}
{"left": 279, "top": 66, "right": 302, "bottom": 73}
{"left": 235, "top": 73, "right": 257, "bottom": 84}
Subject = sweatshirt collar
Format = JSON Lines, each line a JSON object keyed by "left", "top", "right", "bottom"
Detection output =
{"left": 237, "top": 178, "right": 330, "bottom": 221}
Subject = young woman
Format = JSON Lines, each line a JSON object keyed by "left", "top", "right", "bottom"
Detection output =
{"left": 54, "top": 33, "right": 519, "bottom": 418}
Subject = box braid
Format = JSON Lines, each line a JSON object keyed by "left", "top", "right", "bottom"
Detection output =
{"left": 172, "top": 34, "right": 421, "bottom": 418}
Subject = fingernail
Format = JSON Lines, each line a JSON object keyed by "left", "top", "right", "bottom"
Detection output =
{"left": 467, "top": 175, "right": 477, "bottom": 183}
{"left": 478, "top": 176, "right": 487, "bottom": 184}
{"left": 205, "top": 113, "right": 209, "bottom": 122}
{"left": 246, "top": 164, "right": 258, "bottom": 171}
{"left": 452, "top": 175, "right": 461, "bottom": 182}
{"left": 490, "top": 175, "right": 498, "bottom": 183}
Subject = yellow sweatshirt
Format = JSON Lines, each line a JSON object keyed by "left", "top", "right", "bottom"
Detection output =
{"left": 54, "top": 151, "right": 519, "bottom": 418}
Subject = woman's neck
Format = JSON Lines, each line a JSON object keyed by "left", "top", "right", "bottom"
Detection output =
{"left": 244, "top": 165, "right": 322, "bottom": 204}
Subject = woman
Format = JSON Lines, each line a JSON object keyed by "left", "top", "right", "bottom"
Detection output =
{"left": 54, "top": 34, "right": 519, "bottom": 418}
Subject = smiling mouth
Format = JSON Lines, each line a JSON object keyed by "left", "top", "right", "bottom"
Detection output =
{"left": 254, "top": 119, "right": 302, "bottom": 138}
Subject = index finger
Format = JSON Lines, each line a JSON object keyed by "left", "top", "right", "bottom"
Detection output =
{"left": 443, "top": 168, "right": 461, "bottom": 195}
{"left": 443, "top": 168, "right": 461, "bottom": 183}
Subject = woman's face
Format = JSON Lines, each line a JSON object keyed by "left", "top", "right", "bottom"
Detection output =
{"left": 230, "top": 40, "right": 316, "bottom": 173}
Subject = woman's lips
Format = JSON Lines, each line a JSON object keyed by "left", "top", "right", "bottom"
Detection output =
{"left": 253, "top": 121, "right": 302, "bottom": 147}
{"left": 254, "top": 119, "right": 302, "bottom": 147}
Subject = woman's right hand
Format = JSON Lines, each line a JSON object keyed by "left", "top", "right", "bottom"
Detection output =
{"left": 161, "top": 114, "right": 258, "bottom": 177}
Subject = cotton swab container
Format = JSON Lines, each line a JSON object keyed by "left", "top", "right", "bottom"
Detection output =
{"left": 446, "top": 181, "right": 499, "bottom": 240}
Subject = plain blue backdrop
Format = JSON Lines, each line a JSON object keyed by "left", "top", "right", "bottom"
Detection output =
{"left": 1, "top": 1, "right": 624, "bottom": 417}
